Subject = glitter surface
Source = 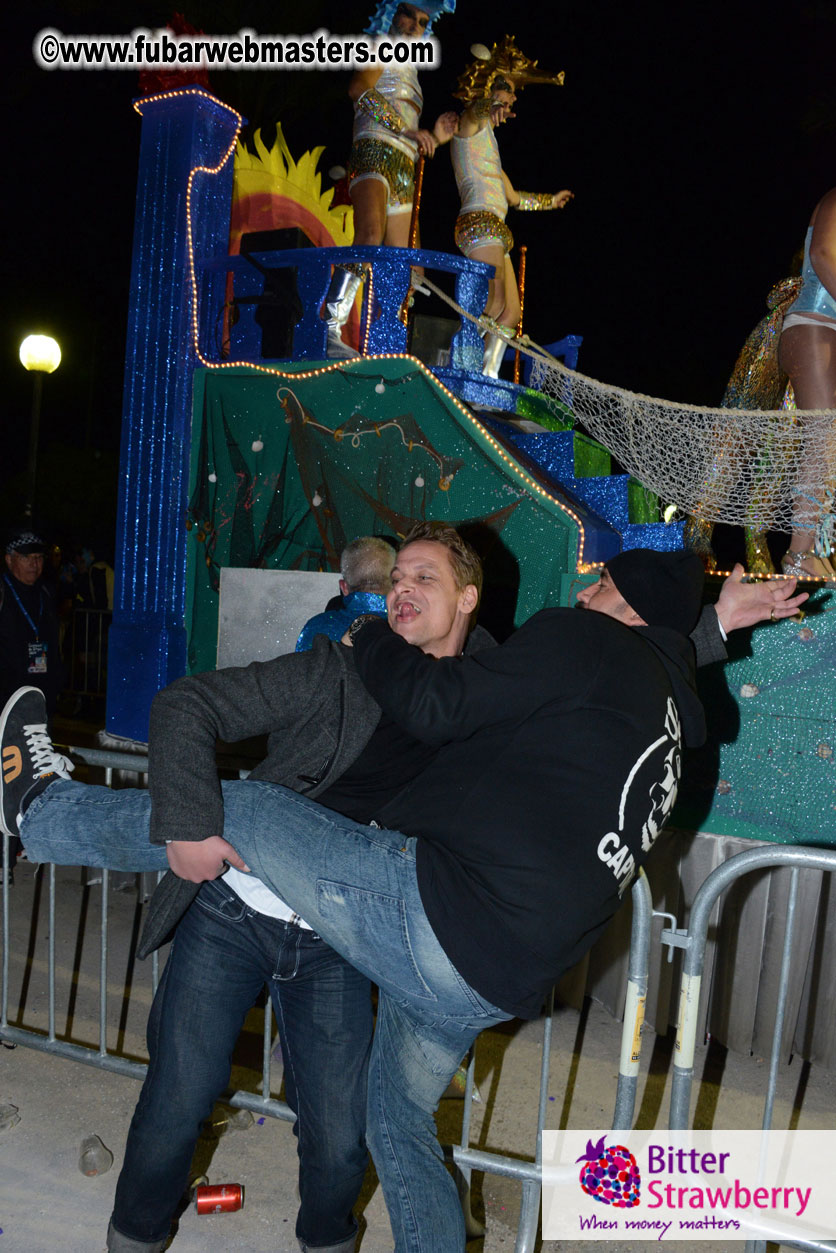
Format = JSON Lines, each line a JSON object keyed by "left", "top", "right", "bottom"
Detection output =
{"left": 678, "top": 594, "right": 836, "bottom": 845}
{"left": 106, "top": 90, "right": 240, "bottom": 740}
{"left": 496, "top": 429, "right": 683, "bottom": 553}
{"left": 184, "top": 361, "right": 594, "bottom": 669}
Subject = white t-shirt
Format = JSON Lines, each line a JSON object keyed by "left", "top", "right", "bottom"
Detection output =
{"left": 223, "top": 866, "right": 313, "bottom": 929}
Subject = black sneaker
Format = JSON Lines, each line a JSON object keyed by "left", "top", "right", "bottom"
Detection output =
{"left": 0, "top": 687, "right": 74, "bottom": 838}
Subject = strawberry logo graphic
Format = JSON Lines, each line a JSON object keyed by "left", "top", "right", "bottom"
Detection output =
{"left": 577, "top": 1136, "right": 641, "bottom": 1207}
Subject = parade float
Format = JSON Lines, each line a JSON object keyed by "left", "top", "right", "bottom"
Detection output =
{"left": 106, "top": 85, "right": 836, "bottom": 895}
{"left": 89, "top": 62, "right": 836, "bottom": 1062}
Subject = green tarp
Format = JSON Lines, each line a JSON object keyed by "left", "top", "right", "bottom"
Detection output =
{"left": 186, "top": 360, "right": 589, "bottom": 672}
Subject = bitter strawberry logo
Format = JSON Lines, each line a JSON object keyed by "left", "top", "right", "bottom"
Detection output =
{"left": 577, "top": 1136, "right": 641, "bottom": 1207}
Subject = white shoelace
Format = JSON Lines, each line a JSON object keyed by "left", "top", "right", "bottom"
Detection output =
{"left": 23, "top": 722, "right": 74, "bottom": 780}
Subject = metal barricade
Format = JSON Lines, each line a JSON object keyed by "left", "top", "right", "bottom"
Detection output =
{"left": 66, "top": 608, "right": 112, "bottom": 696}
{"left": 0, "top": 748, "right": 658, "bottom": 1251}
{"left": 671, "top": 845, "right": 836, "bottom": 1253}
{"left": 611, "top": 844, "right": 836, "bottom": 1253}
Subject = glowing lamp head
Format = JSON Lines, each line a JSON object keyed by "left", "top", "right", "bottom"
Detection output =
{"left": 19, "top": 335, "right": 61, "bottom": 374}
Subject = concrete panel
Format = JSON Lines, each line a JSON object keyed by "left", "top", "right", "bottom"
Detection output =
{"left": 217, "top": 569, "right": 341, "bottom": 668}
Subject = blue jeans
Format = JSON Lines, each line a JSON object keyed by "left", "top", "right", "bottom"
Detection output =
{"left": 218, "top": 783, "right": 512, "bottom": 1253}
{"left": 21, "top": 780, "right": 168, "bottom": 871}
{"left": 22, "top": 779, "right": 512, "bottom": 1251}
{"left": 110, "top": 877, "right": 372, "bottom": 1251}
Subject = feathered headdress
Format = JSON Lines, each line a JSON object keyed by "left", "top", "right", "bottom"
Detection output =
{"left": 454, "top": 35, "right": 564, "bottom": 102}
{"left": 365, "top": 0, "right": 456, "bottom": 36}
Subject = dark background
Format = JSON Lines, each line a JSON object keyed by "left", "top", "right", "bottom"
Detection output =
{"left": 2, "top": 0, "right": 833, "bottom": 552}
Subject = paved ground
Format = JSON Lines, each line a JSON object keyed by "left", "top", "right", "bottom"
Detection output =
{"left": 2, "top": 854, "right": 835, "bottom": 1252}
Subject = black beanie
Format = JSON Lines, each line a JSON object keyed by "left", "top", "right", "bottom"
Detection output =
{"left": 604, "top": 548, "right": 705, "bottom": 636}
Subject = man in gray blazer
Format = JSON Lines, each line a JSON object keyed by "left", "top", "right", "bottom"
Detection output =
{"left": 4, "top": 521, "right": 491, "bottom": 1253}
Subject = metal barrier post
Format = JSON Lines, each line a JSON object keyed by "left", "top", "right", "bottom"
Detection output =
{"left": 1, "top": 833, "right": 9, "bottom": 1033}
{"left": 670, "top": 845, "right": 836, "bottom": 1130}
{"left": 613, "top": 871, "right": 653, "bottom": 1130}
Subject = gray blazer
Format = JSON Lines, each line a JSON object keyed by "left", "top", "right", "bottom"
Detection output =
{"left": 692, "top": 605, "right": 728, "bottom": 667}
{"left": 138, "top": 627, "right": 495, "bottom": 957}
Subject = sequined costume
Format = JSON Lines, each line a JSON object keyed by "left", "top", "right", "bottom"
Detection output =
{"left": 684, "top": 276, "right": 801, "bottom": 572}
{"left": 450, "top": 35, "right": 565, "bottom": 260}
{"left": 348, "top": 62, "right": 423, "bottom": 214}
{"left": 451, "top": 124, "right": 515, "bottom": 255}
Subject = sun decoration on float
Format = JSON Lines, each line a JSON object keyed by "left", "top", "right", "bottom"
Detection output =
{"left": 230, "top": 125, "right": 354, "bottom": 251}
{"left": 225, "top": 124, "right": 357, "bottom": 351}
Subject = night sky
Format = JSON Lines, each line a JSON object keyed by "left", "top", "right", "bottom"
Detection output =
{"left": 3, "top": 1, "right": 833, "bottom": 548}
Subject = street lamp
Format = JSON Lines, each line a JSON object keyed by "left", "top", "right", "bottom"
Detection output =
{"left": 19, "top": 334, "right": 61, "bottom": 517}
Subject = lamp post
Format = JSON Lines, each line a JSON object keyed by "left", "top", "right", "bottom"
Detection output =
{"left": 19, "top": 334, "right": 61, "bottom": 517}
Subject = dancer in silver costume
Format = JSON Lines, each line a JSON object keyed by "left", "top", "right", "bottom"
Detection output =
{"left": 450, "top": 37, "right": 572, "bottom": 376}
{"left": 324, "top": 1, "right": 457, "bottom": 357}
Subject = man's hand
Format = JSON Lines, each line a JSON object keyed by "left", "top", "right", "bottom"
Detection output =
{"left": 715, "top": 563, "right": 809, "bottom": 633}
{"left": 166, "top": 836, "right": 250, "bottom": 882}
{"left": 404, "top": 128, "right": 437, "bottom": 157}
{"left": 552, "top": 189, "right": 574, "bottom": 208}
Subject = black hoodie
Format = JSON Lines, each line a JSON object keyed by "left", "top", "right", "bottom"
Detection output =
{"left": 354, "top": 608, "right": 704, "bottom": 1018}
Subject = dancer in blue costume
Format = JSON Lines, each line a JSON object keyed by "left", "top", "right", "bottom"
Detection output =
{"left": 779, "top": 188, "right": 836, "bottom": 580}
{"left": 324, "top": 0, "right": 457, "bottom": 357}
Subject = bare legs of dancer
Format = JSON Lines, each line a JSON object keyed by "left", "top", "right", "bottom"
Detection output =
{"left": 779, "top": 323, "right": 836, "bottom": 578}
{"left": 468, "top": 243, "right": 520, "bottom": 377}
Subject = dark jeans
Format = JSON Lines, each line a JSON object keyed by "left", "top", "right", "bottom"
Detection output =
{"left": 109, "top": 877, "right": 373, "bottom": 1249}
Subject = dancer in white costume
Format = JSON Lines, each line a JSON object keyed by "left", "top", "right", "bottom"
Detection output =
{"left": 450, "top": 37, "right": 572, "bottom": 376}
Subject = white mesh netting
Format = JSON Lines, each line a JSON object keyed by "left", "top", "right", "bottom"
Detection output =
{"left": 527, "top": 348, "right": 836, "bottom": 542}
{"left": 419, "top": 274, "right": 836, "bottom": 544}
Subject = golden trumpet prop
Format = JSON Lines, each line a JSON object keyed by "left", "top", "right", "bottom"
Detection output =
{"left": 514, "top": 244, "right": 527, "bottom": 385}
{"left": 400, "top": 155, "right": 426, "bottom": 325}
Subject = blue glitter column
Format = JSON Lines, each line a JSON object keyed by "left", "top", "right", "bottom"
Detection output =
{"left": 106, "top": 89, "right": 240, "bottom": 740}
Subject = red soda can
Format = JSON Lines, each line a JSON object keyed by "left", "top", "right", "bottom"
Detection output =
{"left": 194, "top": 1183, "right": 244, "bottom": 1214}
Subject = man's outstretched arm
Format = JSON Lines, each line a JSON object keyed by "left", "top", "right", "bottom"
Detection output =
{"left": 692, "top": 563, "right": 808, "bottom": 665}
{"left": 351, "top": 613, "right": 591, "bottom": 745}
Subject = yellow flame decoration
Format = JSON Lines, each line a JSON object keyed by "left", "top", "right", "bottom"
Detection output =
{"left": 233, "top": 125, "right": 354, "bottom": 246}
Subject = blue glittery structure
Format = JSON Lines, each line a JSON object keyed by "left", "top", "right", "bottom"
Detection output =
{"left": 106, "top": 91, "right": 239, "bottom": 740}
{"left": 496, "top": 429, "right": 684, "bottom": 554}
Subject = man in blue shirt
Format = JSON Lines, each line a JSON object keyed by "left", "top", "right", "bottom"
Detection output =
{"left": 295, "top": 535, "right": 395, "bottom": 651}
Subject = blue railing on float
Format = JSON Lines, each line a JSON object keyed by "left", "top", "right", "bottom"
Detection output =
{"left": 202, "top": 244, "right": 494, "bottom": 370}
